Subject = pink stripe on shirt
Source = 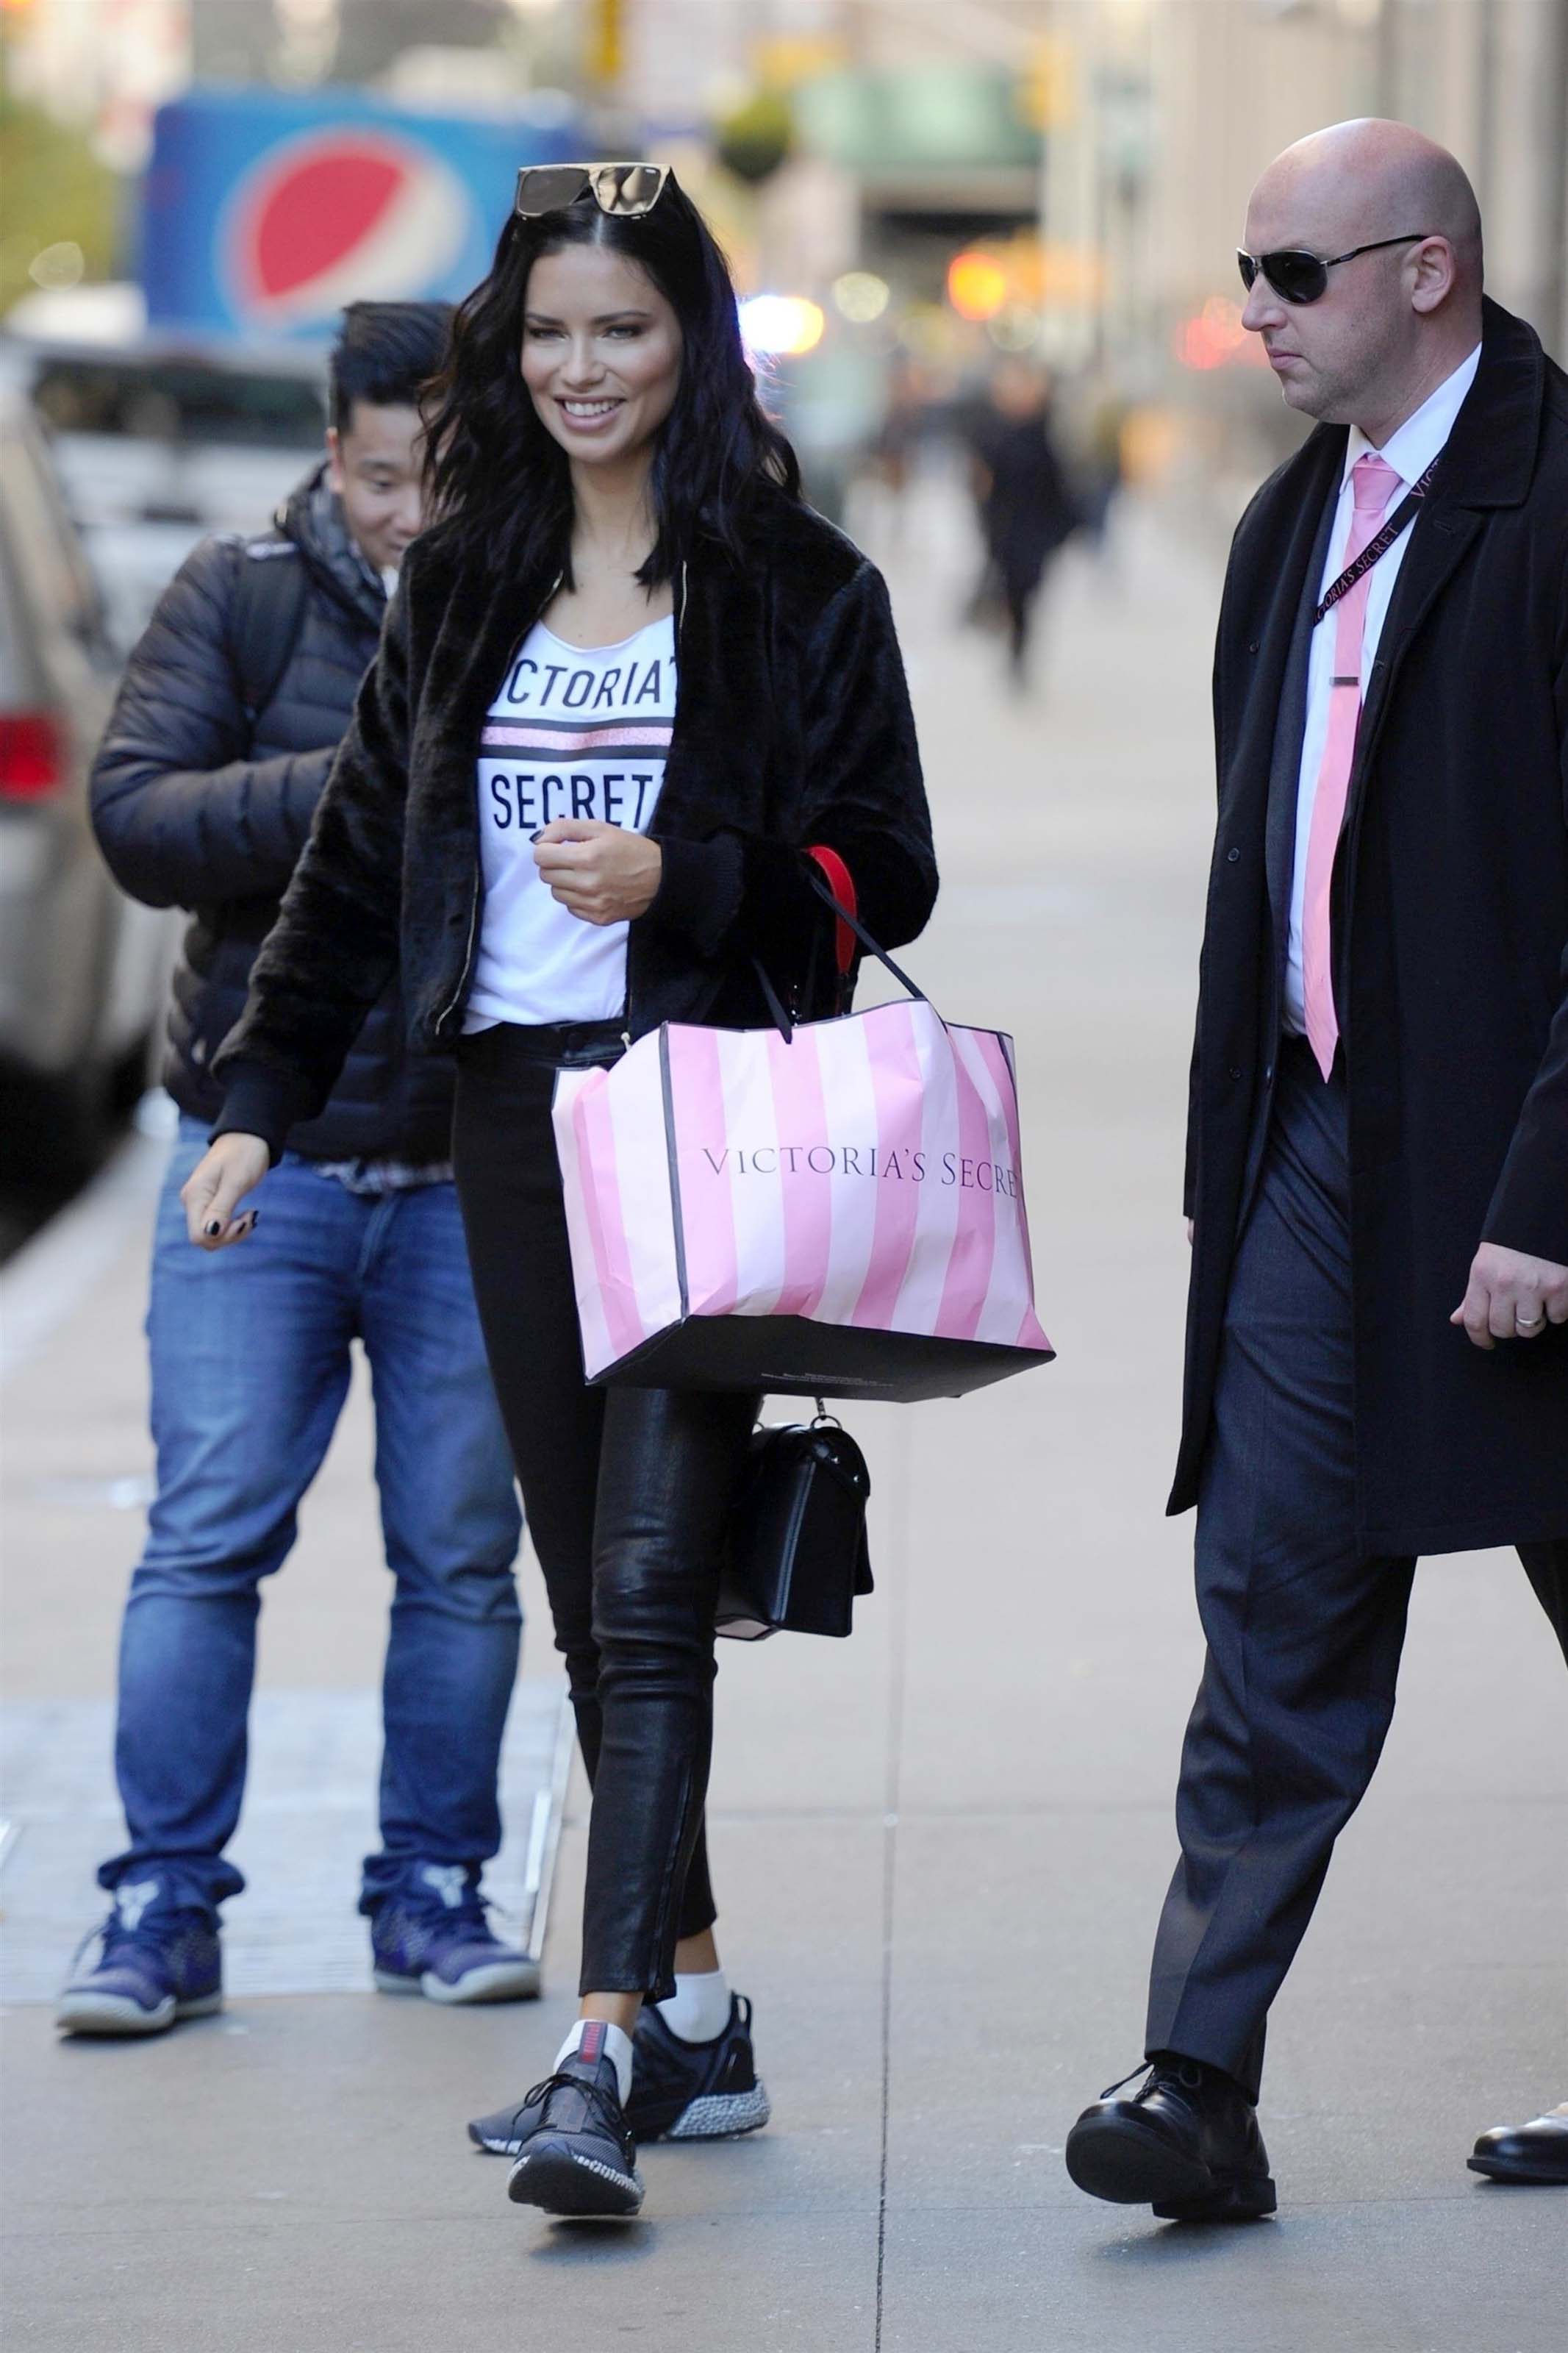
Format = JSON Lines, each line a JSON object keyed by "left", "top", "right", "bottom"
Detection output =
{"left": 480, "top": 722, "right": 673, "bottom": 754}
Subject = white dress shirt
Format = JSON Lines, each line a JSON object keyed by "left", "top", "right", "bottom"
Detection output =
{"left": 1281, "top": 343, "right": 1482, "bottom": 1033}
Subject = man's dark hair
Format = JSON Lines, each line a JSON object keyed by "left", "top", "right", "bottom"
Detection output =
{"left": 329, "top": 300, "right": 454, "bottom": 434}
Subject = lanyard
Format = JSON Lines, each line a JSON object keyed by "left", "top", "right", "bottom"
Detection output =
{"left": 1314, "top": 456, "right": 1439, "bottom": 626}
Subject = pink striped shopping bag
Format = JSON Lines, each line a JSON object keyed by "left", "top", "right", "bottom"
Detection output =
{"left": 552, "top": 938, "right": 1053, "bottom": 1403}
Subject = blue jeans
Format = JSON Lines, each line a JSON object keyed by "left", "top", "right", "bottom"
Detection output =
{"left": 98, "top": 1119, "right": 523, "bottom": 1920}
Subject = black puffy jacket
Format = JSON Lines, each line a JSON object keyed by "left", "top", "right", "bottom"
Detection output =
{"left": 90, "top": 465, "right": 455, "bottom": 1160}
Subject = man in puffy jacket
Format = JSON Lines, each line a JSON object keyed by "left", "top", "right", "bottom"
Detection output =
{"left": 60, "top": 302, "right": 536, "bottom": 2036}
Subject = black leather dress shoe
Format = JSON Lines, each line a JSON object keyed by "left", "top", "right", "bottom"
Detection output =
{"left": 1467, "top": 2102, "right": 1568, "bottom": 2185}
{"left": 1065, "top": 2057, "right": 1276, "bottom": 2221}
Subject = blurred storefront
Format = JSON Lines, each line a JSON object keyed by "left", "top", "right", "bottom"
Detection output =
{"left": 3, "top": 0, "right": 1565, "bottom": 501}
{"left": 603, "top": 0, "right": 1568, "bottom": 502}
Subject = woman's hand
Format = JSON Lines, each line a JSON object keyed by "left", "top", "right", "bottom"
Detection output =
{"left": 179, "top": 1132, "right": 271, "bottom": 1250}
{"left": 533, "top": 821, "right": 662, "bottom": 926}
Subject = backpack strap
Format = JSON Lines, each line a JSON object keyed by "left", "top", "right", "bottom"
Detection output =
{"left": 229, "top": 538, "right": 309, "bottom": 734}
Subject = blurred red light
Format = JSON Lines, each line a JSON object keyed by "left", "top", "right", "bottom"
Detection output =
{"left": 1174, "top": 297, "right": 1257, "bottom": 372}
{"left": 0, "top": 712, "right": 65, "bottom": 799}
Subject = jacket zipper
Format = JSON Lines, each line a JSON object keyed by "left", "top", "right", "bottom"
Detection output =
{"left": 434, "top": 571, "right": 565, "bottom": 1038}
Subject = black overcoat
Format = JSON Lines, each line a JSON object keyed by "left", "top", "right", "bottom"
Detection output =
{"left": 1173, "top": 299, "right": 1568, "bottom": 1555}
{"left": 212, "top": 485, "right": 937, "bottom": 1159}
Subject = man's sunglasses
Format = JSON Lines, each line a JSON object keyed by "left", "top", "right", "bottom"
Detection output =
{"left": 514, "top": 162, "right": 668, "bottom": 221}
{"left": 1236, "top": 232, "right": 1429, "bottom": 306}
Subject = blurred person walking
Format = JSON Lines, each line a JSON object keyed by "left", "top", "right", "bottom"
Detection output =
{"left": 174, "top": 165, "right": 936, "bottom": 2219}
{"left": 1078, "top": 381, "right": 1131, "bottom": 581}
{"left": 1064, "top": 121, "right": 1568, "bottom": 2221}
{"left": 967, "top": 361, "right": 1077, "bottom": 685}
{"left": 60, "top": 303, "right": 535, "bottom": 2040}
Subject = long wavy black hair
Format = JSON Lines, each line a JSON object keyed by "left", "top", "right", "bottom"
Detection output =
{"left": 422, "top": 172, "right": 800, "bottom": 588}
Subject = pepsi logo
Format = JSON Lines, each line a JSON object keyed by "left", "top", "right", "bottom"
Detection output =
{"left": 223, "top": 126, "right": 470, "bottom": 329}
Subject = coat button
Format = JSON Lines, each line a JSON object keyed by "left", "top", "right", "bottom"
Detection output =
{"left": 1247, "top": 640, "right": 1260, "bottom": 654}
{"left": 1228, "top": 1065, "right": 1243, "bottom": 1082}
{"left": 1226, "top": 847, "right": 1241, "bottom": 863}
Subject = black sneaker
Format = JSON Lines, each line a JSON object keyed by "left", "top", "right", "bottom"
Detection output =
{"left": 504, "top": 2026, "right": 644, "bottom": 2218}
{"left": 1065, "top": 2057, "right": 1277, "bottom": 2221}
{"left": 469, "top": 1992, "right": 770, "bottom": 2154}
{"left": 625, "top": 1993, "right": 771, "bottom": 2143}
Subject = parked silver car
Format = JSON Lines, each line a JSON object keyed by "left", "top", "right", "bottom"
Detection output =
{"left": 0, "top": 333, "right": 325, "bottom": 656}
{"left": 0, "top": 387, "right": 170, "bottom": 1178}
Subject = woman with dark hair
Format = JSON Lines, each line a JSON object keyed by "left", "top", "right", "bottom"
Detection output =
{"left": 179, "top": 164, "right": 937, "bottom": 2221}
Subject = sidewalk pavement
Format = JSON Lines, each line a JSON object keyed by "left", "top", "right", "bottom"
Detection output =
{"left": 2, "top": 482, "right": 1564, "bottom": 2352}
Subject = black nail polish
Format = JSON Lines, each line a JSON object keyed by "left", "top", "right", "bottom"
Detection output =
{"left": 205, "top": 1220, "right": 221, "bottom": 1236}
{"left": 530, "top": 829, "right": 546, "bottom": 843}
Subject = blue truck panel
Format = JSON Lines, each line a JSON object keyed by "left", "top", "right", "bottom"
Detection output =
{"left": 144, "top": 87, "right": 584, "bottom": 338}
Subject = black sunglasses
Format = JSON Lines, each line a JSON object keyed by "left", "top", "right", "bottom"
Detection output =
{"left": 514, "top": 162, "right": 668, "bottom": 221}
{"left": 1236, "top": 232, "right": 1430, "bottom": 306}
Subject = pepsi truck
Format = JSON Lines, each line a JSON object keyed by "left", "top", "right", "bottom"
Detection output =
{"left": 141, "top": 85, "right": 585, "bottom": 338}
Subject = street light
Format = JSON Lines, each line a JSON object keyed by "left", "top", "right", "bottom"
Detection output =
{"left": 946, "top": 249, "right": 1009, "bottom": 322}
{"left": 739, "top": 294, "right": 826, "bottom": 357}
{"left": 833, "top": 271, "right": 890, "bottom": 324}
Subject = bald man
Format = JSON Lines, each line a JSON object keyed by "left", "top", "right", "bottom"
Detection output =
{"left": 1065, "top": 121, "right": 1568, "bottom": 2220}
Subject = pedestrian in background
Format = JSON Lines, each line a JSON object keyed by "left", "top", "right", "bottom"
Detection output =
{"left": 967, "top": 360, "right": 1077, "bottom": 685}
{"left": 1078, "top": 379, "right": 1131, "bottom": 577}
{"left": 60, "top": 302, "right": 536, "bottom": 2040}
{"left": 176, "top": 165, "right": 937, "bottom": 2220}
{"left": 1065, "top": 119, "right": 1568, "bottom": 2221}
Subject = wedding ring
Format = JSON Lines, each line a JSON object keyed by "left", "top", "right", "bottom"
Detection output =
{"left": 1516, "top": 1313, "right": 1544, "bottom": 1331}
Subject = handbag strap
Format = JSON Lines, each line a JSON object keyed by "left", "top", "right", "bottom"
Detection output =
{"left": 806, "top": 845, "right": 858, "bottom": 982}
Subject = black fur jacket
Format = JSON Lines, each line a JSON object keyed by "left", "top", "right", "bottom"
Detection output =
{"left": 213, "top": 487, "right": 938, "bottom": 1159}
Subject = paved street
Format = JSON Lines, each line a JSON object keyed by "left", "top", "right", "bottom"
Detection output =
{"left": 2, "top": 481, "right": 1564, "bottom": 2352}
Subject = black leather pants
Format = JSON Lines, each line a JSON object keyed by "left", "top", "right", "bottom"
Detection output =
{"left": 452, "top": 1022, "right": 758, "bottom": 2001}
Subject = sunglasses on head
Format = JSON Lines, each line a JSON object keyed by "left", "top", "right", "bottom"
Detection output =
{"left": 1235, "top": 231, "right": 1429, "bottom": 306}
{"left": 514, "top": 162, "right": 668, "bottom": 221}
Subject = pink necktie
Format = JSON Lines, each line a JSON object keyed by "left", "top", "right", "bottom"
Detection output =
{"left": 1301, "top": 451, "right": 1402, "bottom": 1078}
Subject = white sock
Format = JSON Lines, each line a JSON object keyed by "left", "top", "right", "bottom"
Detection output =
{"left": 555, "top": 2018, "right": 634, "bottom": 2106}
{"left": 655, "top": 1968, "right": 731, "bottom": 2046}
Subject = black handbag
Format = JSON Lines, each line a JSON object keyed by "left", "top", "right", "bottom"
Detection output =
{"left": 716, "top": 1414, "right": 874, "bottom": 1641}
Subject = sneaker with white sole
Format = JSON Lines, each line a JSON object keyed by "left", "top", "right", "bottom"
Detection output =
{"left": 469, "top": 1990, "right": 770, "bottom": 2152}
{"left": 504, "top": 2026, "right": 644, "bottom": 2218}
{"left": 56, "top": 1886, "right": 222, "bottom": 2038}
{"left": 371, "top": 1868, "right": 540, "bottom": 2004}
{"left": 621, "top": 1993, "right": 772, "bottom": 2143}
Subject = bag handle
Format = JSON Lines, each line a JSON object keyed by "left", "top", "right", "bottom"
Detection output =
{"left": 803, "top": 868, "right": 928, "bottom": 1008}
{"left": 749, "top": 957, "right": 795, "bottom": 1041}
{"left": 750, "top": 858, "right": 931, "bottom": 1044}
